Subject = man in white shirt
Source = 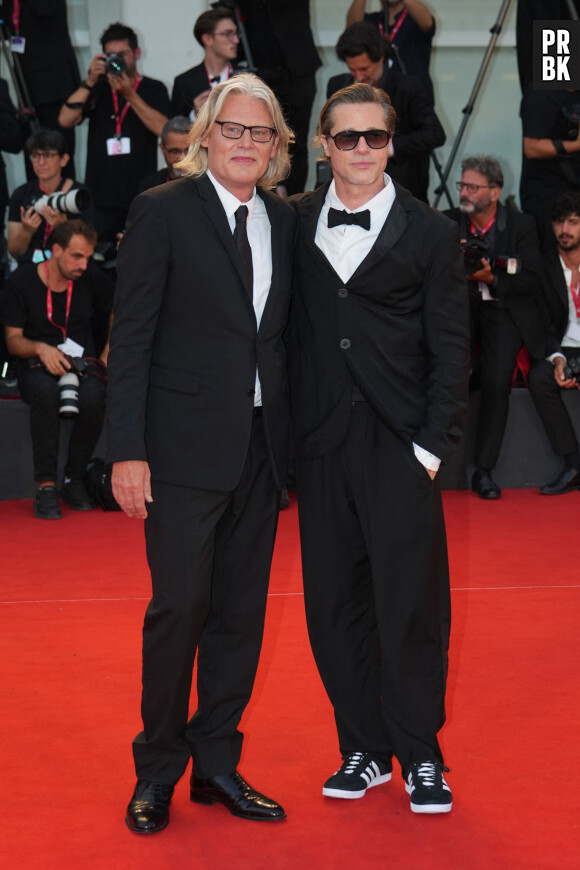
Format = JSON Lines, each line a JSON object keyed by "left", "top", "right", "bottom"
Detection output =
{"left": 107, "top": 74, "right": 296, "bottom": 834}
{"left": 528, "top": 192, "right": 580, "bottom": 494}
{"left": 289, "top": 83, "right": 469, "bottom": 815}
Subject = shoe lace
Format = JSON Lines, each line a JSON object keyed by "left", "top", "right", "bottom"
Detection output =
{"left": 412, "top": 761, "right": 449, "bottom": 787}
{"left": 343, "top": 752, "right": 366, "bottom": 774}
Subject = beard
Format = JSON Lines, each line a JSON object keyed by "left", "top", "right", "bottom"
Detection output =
{"left": 459, "top": 198, "right": 475, "bottom": 214}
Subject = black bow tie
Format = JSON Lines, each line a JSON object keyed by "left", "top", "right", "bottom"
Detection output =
{"left": 327, "top": 207, "right": 371, "bottom": 230}
{"left": 210, "top": 75, "right": 221, "bottom": 85}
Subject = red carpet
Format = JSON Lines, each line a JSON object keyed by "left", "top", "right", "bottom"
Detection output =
{"left": 1, "top": 491, "right": 578, "bottom": 869}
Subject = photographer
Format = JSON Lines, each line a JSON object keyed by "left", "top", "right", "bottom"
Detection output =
{"left": 0, "top": 220, "right": 113, "bottom": 519}
{"left": 58, "top": 22, "right": 170, "bottom": 244}
{"left": 445, "top": 156, "right": 544, "bottom": 499}
{"left": 528, "top": 192, "right": 580, "bottom": 494}
{"left": 7, "top": 129, "right": 93, "bottom": 267}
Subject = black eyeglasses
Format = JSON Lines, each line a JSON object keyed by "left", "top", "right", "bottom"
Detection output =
{"left": 215, "top": 121, "right": 276, "bottom": 143}
{"left": 455, "top": 181, "right": 492, "bottom": 194}
{"left": 327, "top": 129, "right": 391, "bottom": 151}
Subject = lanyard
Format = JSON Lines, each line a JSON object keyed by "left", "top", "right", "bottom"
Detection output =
{"left": 39, "top": 177, "right": 63, "bottom": 250}
{"left": 12, "top": 0, "right": 20, "bottom": 34}
{"left": 111, "top": 75, "right": 142, "bottom": 138}
{"left": 44, "top": 262, "right": 73, "bottom": 341}
{"left": 206, "top": 64, "right": 232, "bottom": 87}
{"left": 388, "top": 9, "right": 408, "bottom": 43}
{"left": 469, "top": 214, "right": 496, "bottom": 237}
{"left": 570, "top": 281, "right": 580, "bottom": 319}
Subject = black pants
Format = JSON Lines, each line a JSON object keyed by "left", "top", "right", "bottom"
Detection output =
{"left": 133, "top": 415, "right": 281, "bottom": 784}
{"left": 296, "top": 402, "right": 450, "bottom": 776}
{"left": 528, "top": 349, "right": 579, "bottom": 456}
{"left": 17, "top": 364, "right": 106, "bottom": 482}
{"left": 472, "top": 301, "right": 524, "bottom": 469}
{"left": 261, "top": 70, "right": 316, "bottom": 195}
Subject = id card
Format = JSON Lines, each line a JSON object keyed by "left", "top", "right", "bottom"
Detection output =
{"left": 58, "top": 338, "right": 85, "bottom": 358}
{"left": 106, "top": 136, "right": 131, "bottom": 156}
{"left": 10, "top": 36, "right": 26, "bottom": 54}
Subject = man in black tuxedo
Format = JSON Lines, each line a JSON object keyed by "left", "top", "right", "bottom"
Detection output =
{"left": 445, "top": 156, "right": 545, "bottom": 499}
{"left": 528, "top": 192, "right": 580, "bottom": 494}
{"left": 107, "top": 73, "right": 296, "bottom": 834}
{"left": 289, "top": 84, "right": 469, "bottom": 814}
{"left": 327, "top": 23, "right": 445, "bottom": 202}
{"left": 171, "top": 7, "right": 239, "bottom": 120}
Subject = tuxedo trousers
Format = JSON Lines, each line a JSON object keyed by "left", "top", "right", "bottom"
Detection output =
{"left": 527, "top": 350, "right": 579, "bottom": 456}
{"left": 296, "top": 402, "right": 451, "bottom": 775}
{"left": 133, "top": 415, "right": 280, "bottom": 784}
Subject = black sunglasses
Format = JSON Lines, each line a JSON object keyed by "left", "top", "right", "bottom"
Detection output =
{"left": 327, "top": 129, "right": 392, "bottom": 151}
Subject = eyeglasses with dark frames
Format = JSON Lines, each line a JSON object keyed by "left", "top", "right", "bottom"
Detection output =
{"left": 326, "top": 129, "right": 392, "bottom": 151}
{"left": 215, "top": 121, "right": 276, "bottom": 143}
{"left": 455, "top": 181, "right": 492, "bottom": 194}
{"left": 213, "top": 29, "right": 239, "bottom": 40}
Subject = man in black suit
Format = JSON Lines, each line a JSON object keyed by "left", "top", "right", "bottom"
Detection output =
{"left": 289, "top": 84, "right": 469, "bottom": 814}
{"left": 327, "top": 22, "right": 444, "bottom": 202}
{"left": 528, "top": 192, "right": 580, "bottom": 494}
{"left": 171, "top": 7, "right": 239, "bottom": 121}
{"left": 107, "top": 73, "right": 296, "bottom": 834}
{"left": 445, "top": 156, "right": 545, "bottom": 499}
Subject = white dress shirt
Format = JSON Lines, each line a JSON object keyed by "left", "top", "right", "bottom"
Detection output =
{"left": 207, "top": 170, "right": 272, "bottom": 406}
{"left": 316, "top": 175, "right": 440, "bottom": 472}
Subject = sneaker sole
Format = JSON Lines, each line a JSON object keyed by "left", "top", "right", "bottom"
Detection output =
{"left": 322, "top": 772, "right": 392, "bottom": 799}
{"left": 409, "top": 801, "right": 452, "bottom": 814}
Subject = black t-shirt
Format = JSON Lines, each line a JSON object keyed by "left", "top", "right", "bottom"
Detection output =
{"left": 0, "top": 262, "right": 114, "bottom": 358}
{"left": 83, "top": 76, "right": 171, "bottom": 210}
{"left": 520, "top": 87, "right": 580, "bottom": 210}
{"left": 366, "top": 9, "right": 434, "bottom": 98}
{"left": 8, "top": 178, "right": 95, "bottom": 266}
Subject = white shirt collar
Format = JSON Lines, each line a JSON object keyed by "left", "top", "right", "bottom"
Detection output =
{"left": 326, "top": 173, "right": 395, "bottom": 219}
{"left": 207, "top": 169, "right": 257, "bottom": 221}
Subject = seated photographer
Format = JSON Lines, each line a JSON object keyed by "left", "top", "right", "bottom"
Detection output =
{"left": 445, "top": 156, "right": 545, "bottom": 499}
{"left": 0, "top": 220, "right": 114, "bottom": 519}
{"left": 137, "top": 116, "right": 191, "bottom": 193}
{"left": 7, "top": 129, "right": 94, "bottom": 267}
{"left": 528, "top": 192, "right": 580, "bottom": 495}
{"left": 58, "top": 22, "right": 170, "bottom": 245}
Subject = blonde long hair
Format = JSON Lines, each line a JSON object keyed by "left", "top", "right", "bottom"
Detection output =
{"left": 177, "top": 73, "right": 294, "bottom": 188}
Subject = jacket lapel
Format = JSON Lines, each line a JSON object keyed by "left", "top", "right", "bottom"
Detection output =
{"left": 257, "top": 189, "right": 280, "bottom": 335}
{"left": 349, "top": 183, "right": 412, "bottom": 282}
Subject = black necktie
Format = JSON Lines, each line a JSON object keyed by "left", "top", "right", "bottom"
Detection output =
{"left": 234, "top": 205, "right": 253, "bottom": 300}
{"left": 327, "top": 207, "right": 371, "bottom": 231}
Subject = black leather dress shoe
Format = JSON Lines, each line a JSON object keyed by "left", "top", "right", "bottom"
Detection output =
{"left": 472, "top": 469, "right": 501, "bottom": 500}
{"left": 190, "top": 770, "right": 286, "bottom": 821}
{"left": 540, "top": 466, "right": 580, "bottom": 495}
{"left": 125, "top": 780, "right": 174, "bottom": 834}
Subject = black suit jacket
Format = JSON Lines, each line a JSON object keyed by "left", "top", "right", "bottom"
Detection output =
{"left": 289, "top": 182, "right": 470, "bottom": 465}
{"left": 444, "top": 203, "right": 546, "bottom": 359}
{"left": 171, "top": 63, "right": 209, "bottom": 118}
{"left": 106, "top": 174, "right": 296, "bottom": 491}
{"left": 326, "top": 68, "right": 445, "bottom": 202}
{"left": 539, "top": 248, "right": 574, "bottom": 355}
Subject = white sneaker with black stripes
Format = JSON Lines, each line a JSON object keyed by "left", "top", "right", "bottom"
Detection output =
{"left": 322, "top": 751, "right": 392, "bottom": 799}
{"left": 405, "top": 761, "right": 452, "bottom": 813}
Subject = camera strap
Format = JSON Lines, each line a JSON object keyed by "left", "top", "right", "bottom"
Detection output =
{"left": 570, "top": 281, "right": 580, "bottom": 319}
{"left": 469, "top": 214, "right": 496, "bottom": 237}
{"left": 111, "top": 75, "right": 142, "bottom": 138}
{"left": 44, "top": 261, "right": 73, "bottom": 341}
{"left": 38, "top": 177, "right": 63, "bottom": 249}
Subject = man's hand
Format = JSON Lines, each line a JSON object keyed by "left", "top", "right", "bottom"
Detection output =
{"left": 38, "top": 205, "right": 67, "bottom": 228}
{"left": 467, "top": 257, "right": 494, "bottom": 285}
{"left": 554, "top": 356, "right": 578, "bottom": 389}
{"left": 87, "top": 53, "right": 107, "bottom": 87}
{"left": 37, "top": 344, "right": 71, "bottom": 376}
{"left": 108, "top": 70, "right": 134, "bottom": 98}
{"left": 193, "top": 89, "right": 211, "bottom": 116}
{"left": 112, "top": 460, "right": 153, "bottom": 518}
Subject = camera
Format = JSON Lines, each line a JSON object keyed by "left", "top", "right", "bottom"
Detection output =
{"left": 462, "top": 235, "right": 490, "bottom": 273}
{"left": 559, "top": 103, "right": 580, "bottom": 140}
{"left": 58, "top": 356, "right": 88, "bottom": 418}
{"left": 27, "top": 188, "right": 93, "bottom": 217}
{"left": 104, "top": 52, "right": 127, "bottom": 77}
{"left": 563, "top": 357, "right": 580, "bottom": 381}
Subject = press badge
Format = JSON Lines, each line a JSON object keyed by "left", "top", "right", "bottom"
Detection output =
{"left": 10, "top": 36, "right": 26, "bottom": 54}
{"left": 58, "top": 337, "right": 85, "bottom": 358}
{"left": 106, "top": 136, "right": 131, "bottom": 156}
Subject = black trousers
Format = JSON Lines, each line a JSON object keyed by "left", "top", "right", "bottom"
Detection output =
{"left": 527, "top": 349, "right": 579, "bottom": 456}
{"left": 17, "top": 364, "right": 106, "bottom": 482}
{"left": 296, "top": 403, "right": 451, "bottom": 776}
{"left": 133, "top": 415, "right": 280, "bottom": 784}
{"left": 472, "top": 300, "right": 524, "bottom": 469}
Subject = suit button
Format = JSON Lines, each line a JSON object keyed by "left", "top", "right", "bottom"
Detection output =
{"left": 247, "top": 388, "right": 255, "bottom": 395}
{"left": 339, "top": 339, "right": 351, "bottom": 350}
{"left": 338, "top": 287, "right": 348, "bottom": 298}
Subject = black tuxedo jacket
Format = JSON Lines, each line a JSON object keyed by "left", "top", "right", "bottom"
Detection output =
{"left": 445, "top": 203, "right": 546, "bottom": 359}
{"left": 106, "top": 174, "right": 296, "bottom": 491}
{"left": 539, "top": 248, "right": 574, "bottom": 354}
{"left": 171, "top": 63, "right": 209, "bottom": 118}
{"left": 289, "top": 182, "right": 470, "bottom": 465}
{"left": 327, "top": 68, "right": 445, "bottom": 202}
